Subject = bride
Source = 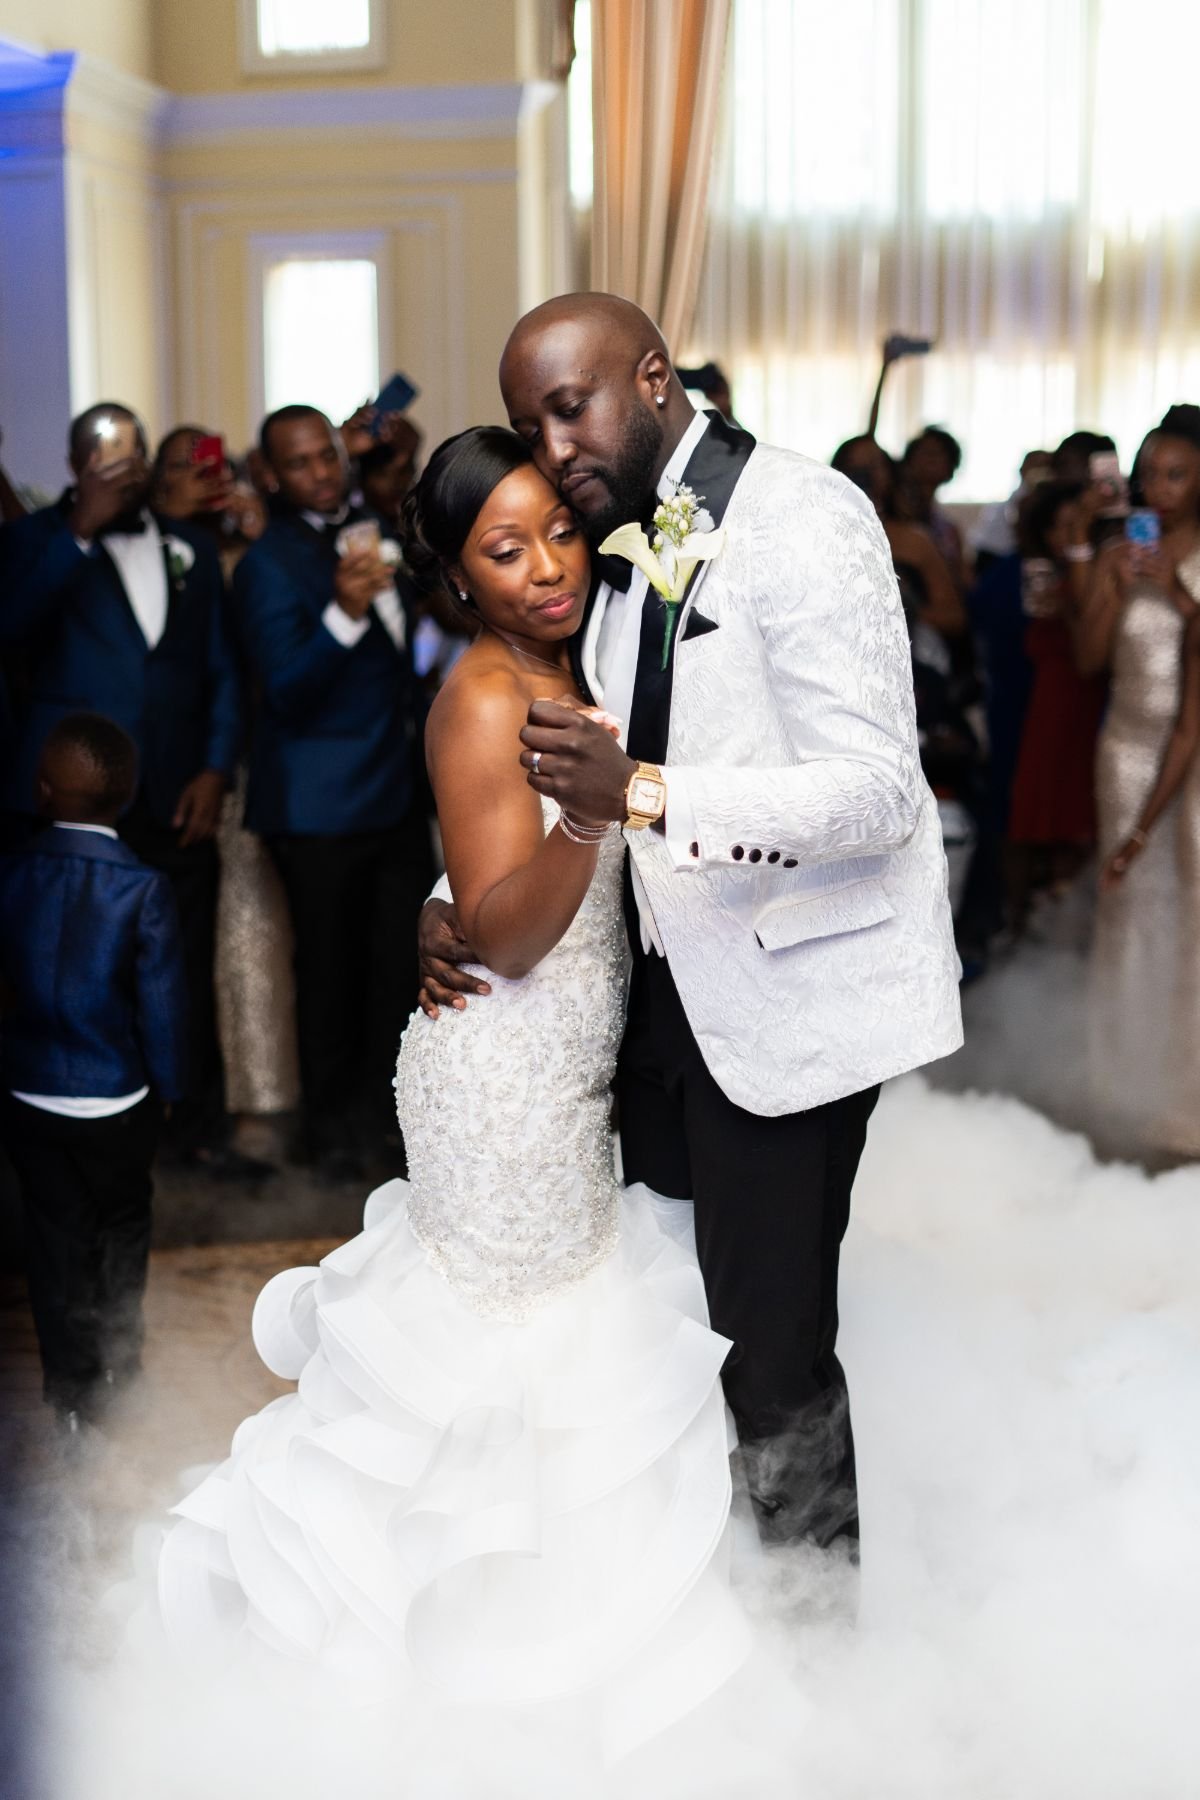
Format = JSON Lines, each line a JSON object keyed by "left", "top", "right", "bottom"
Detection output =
{"left": 151, "top": 427, "right": 751, "bottom": 1772}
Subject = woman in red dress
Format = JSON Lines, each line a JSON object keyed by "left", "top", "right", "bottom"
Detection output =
{"left": 1007, "top": 481, "right": 1108, "bottom": 919}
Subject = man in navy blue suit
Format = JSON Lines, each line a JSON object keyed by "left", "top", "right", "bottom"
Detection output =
{"left": 0, "top": 714, "right": 187, "bottom": 1432}
{"left": 235, "top": 406, "right": 432, "bottom": 1182}
{"left": 0, "top": 403, "right": 250, "bottom": 1178}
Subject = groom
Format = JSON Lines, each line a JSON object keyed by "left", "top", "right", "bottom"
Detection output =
{"left": 419, "top": 293, "right": 962, "bottom": 1549}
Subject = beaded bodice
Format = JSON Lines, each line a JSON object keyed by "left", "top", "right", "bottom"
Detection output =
{"left": 394, "top": 803, "right": 629, "bottom": 1321}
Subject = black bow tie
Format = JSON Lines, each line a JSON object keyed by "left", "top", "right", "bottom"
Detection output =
{"left": 596, "top": 552, "right": 633, "bottom": 593}
{"left": 98, "top": 516, "right": 148, "bottom": 539}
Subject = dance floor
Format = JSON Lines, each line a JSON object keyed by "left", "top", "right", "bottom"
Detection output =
{"left": 2, "top": 1075, "right": 1198, "bottom": 1799}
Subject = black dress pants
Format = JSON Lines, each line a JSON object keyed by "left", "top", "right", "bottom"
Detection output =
{"left": 120, "top": 796, "right": 219, "bottom": 1151}
{"left": 616, "top": 942, "right": 878, "bottom": 1549}
{"left": 2, "top": 1095, "right": 161, "bottom": 1412}
{"left": 269, "top": 807, "right": 434, "bottom": 1157}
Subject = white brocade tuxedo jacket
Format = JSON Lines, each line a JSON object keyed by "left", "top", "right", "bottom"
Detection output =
{"left": 597, "top": 436, "right": 963, "bottom": 1118}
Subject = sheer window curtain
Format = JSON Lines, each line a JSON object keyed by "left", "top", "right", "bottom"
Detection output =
{"left": 682, "top": 0, "right": 1200, "bottom": 500}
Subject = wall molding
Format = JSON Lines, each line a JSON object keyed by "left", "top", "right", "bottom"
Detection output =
{"left": 162, "top": 80, "right": 536, "bottom": 145}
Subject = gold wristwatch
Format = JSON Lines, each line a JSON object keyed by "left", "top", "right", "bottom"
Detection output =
{"left": 624, "top": 762, "right": 667, "bottom": 830}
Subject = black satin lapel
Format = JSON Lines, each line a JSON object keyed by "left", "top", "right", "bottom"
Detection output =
{"left": 627, "top": 413, "right": 756, "bottom": 763}
{"left": 569, "top": 568, "right": 603, "bottom": 704}
{"left": 680, "top": 409, "right": 757, "bottom": 530}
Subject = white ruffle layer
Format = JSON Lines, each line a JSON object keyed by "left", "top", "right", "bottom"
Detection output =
{"left": 155, "top": 1181, "right": 750, "bottom": 1763}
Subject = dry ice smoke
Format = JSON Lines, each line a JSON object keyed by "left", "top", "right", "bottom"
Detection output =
{"left": 19, "top": 1073, "right": 1200, "bottom": 1799}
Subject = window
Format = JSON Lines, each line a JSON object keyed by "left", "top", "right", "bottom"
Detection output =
{"left": 687, "top": 0, "right": 1200, "bottom": 498}
{"left": 262, "top": 257, "right": 380, "bottom": 426}
{"left": 239, "top": 0, "right": 385, "bottom": 74}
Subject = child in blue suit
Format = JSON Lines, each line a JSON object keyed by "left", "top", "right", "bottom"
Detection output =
{"left": 0, "top": 714, "right": 187, "bottom": 1431}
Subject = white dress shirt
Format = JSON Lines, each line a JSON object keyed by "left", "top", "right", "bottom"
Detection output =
{"left": 12, "top": 825, "right": 150, "bottom": 1119}
{"left": 94, "top": 512, "right": 169, "bottom": 648}
{"left": 585, "top": 409, "right": 710, "bottom": 953}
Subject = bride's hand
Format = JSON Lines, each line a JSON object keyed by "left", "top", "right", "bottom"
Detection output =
{"left": 550, "top": 694, "right": 623, "bottom": 739}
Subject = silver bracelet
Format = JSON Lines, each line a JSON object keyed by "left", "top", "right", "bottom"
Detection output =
{"left": 558, "top": 812, "right": 618, "bottom": 845}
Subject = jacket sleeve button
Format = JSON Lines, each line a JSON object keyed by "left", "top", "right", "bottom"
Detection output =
{"left": 747, "top": 848, "right": 762, "bottom": 863}
{"left": 731, "top": 845, "right": 745, "bottom": 861}
{"left": 689, "top": 842, "right": 700, "bottom": 859}
{"left": 783, "top": 857, "right": 798, "bottom": 868}
{"left": 767, "top": 850, "right": 780, "bottom": 863}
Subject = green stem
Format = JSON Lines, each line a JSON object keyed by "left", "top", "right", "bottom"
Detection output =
{"left": 660, "top": 600, "right": 682, "bottom": 670}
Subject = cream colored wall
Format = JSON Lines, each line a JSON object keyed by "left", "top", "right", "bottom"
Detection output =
{"left": 161, "top": 129, "right": 523, "bottom": 452}
{"left": 0, "top": 0, "right": 569, "bottom": 478}
{"left": 154, "top": 0, "right": 519, "bottom": 92}
{"left": 65, "top": 92, "right": 167, "bottom": 442}
{"left": 153, "top": 0, "right": 571, "bottom": 453}
{"left": 0, "top": 0, "right": 154, "bottom": 79}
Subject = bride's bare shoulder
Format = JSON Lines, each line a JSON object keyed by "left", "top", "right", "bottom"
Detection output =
{"left": 426, "top": 645, "right": 527, "bottom": 759}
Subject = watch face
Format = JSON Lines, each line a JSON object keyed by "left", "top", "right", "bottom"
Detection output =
{"left": 630, "top": 777, "right": 664, "bottom": 814}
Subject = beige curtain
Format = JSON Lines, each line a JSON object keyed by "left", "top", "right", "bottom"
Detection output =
{"left": 686, "top": 0, "right": 1200, "bottom": 501}
{"left": 590, "top": 0, "right": 731, "bottom": 352}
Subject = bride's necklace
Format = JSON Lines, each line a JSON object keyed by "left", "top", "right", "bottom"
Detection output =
{"left": 490, "top": 629, "right": 572, "bottom": 680}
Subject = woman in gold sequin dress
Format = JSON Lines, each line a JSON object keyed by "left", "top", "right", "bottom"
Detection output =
{"left": 149, "top": 429, "right": 746, "bottom": 1775}
{"left": 1076, "top": 414, "right": 1200, "bottom": 1157}
{"left": 154, "top": 428, "right": 300, "bottom": 1149}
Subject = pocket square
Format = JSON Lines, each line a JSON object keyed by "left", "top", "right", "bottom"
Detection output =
{"left": 682, "top": 610, "right": 719, "bottom": 642}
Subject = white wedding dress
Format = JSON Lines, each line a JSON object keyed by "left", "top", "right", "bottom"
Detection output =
{"left": 152, "top": 802, "right": 749, "bottom": 1769}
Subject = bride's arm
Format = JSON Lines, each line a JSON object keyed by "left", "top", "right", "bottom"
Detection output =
{"left": 427, "top": 672, "right": 602, "bottom": 981}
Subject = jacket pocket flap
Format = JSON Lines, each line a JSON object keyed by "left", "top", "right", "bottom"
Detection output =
{"left": 754, "top": 878, "right": 895, "bottom": 951}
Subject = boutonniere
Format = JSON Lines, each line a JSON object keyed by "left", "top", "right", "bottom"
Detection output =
{"left": 164, "top": 535, "right": 195, "bottom": 589}
{"left": 599, "top": 483, "right": 724, "bottom": 668}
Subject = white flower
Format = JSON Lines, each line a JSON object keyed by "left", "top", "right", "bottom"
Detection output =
{"left": 378, "top": 538, "right": 402, "bottom": 566}
{"left": 163, "top": 536, "right": 195, "bottom": 582}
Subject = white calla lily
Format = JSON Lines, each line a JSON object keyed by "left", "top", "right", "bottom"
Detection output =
{"left": 599, "top": 483, "right": 727, "bottom": 667}
{"left": 597, "top": 522, "right": 673, "bottom": 597}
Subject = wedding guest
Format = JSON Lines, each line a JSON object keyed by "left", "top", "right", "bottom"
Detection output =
{"left": 1077, "top": 406, "right": 1200, "bottom": 1156}
{"left": 154, "top": 424, "right": 299, "bottom": 1164}
{"left": 1006, "top": 481, "right": 1107, "bottom": 927}
{"left": 896, "top": 426, "right": 966, "bottom": 586}
{"left": 356, "top": 418, "right": 422, "bottom": 533}
{"left": 153, "top": 425, "right": 268, "bottom": 578}
{"left": 234, "top": 405, "right": 432, "bottom": 1182}
{"left": 832, "top": 436, "right": 965, "bottom": 644}
{"left": 0, "top": 403, "right": 252, "bottom": 1180}
{"left": 0, "top": 714, "right": 187, "bottom": 1432}
{"left": 970, "top": 449, "right": 1054, "bottom": 570}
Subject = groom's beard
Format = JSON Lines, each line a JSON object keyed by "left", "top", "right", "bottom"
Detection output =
{"left": 576, "top": 406, "right": 665, "bottom": 546}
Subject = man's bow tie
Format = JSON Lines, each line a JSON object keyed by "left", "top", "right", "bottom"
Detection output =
{"left": 98, "top": 516, "right": 148, "bottom": 539}
{"left": 596, "top": 552, "right": 633, "bottom": 593}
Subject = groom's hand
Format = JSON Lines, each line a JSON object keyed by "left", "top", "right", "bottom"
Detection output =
{"left": 417, "top": 898, "right": 490, "bottom": 1019}
{"left": 519, "top": 699, "right": 635, "bottom": 824}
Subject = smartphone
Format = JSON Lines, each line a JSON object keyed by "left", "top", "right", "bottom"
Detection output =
{"left": 371, "top": 372, "right": 419, "bottom": 436}
{"left": 1125, "top": 508, "right": 1161, "bottom": 549}
{"left": 93, "top": 415, "right": 139, "bottom": 469}
{"left": 1020, "top": 557, "right": 1061, "bottom": 619}
{"left": 1089, "top": 451, "right": 1128, "bottom": 518}
{"left": 191, "top": 433, "right": 225, "bottom": 472}
{"left": 336, "top": 518, "right": 382, "bottom": 559}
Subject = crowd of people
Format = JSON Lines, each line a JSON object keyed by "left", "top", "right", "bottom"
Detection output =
{"left": 2, "top": 342, "right": 1200, "bottom": 1432}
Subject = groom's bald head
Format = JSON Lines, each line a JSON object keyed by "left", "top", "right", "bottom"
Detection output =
{"left": 499, "top": 293, "right": 693, "bottom": 540}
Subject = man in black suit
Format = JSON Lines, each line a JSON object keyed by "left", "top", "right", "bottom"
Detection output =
{"left": 0, "top": 403, "right": 254, "bottom": 1178}
{"left": 235, "top": 406, "right": 433, "bottom": 1183}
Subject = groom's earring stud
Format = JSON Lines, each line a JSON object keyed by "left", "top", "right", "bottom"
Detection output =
{"left": 655, "top": 394, "right": 665, "bottom": 406}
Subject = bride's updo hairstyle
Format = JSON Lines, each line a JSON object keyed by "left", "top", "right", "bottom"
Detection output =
{"left": 401, "top": 425, "right": 535, "bottom": 609}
